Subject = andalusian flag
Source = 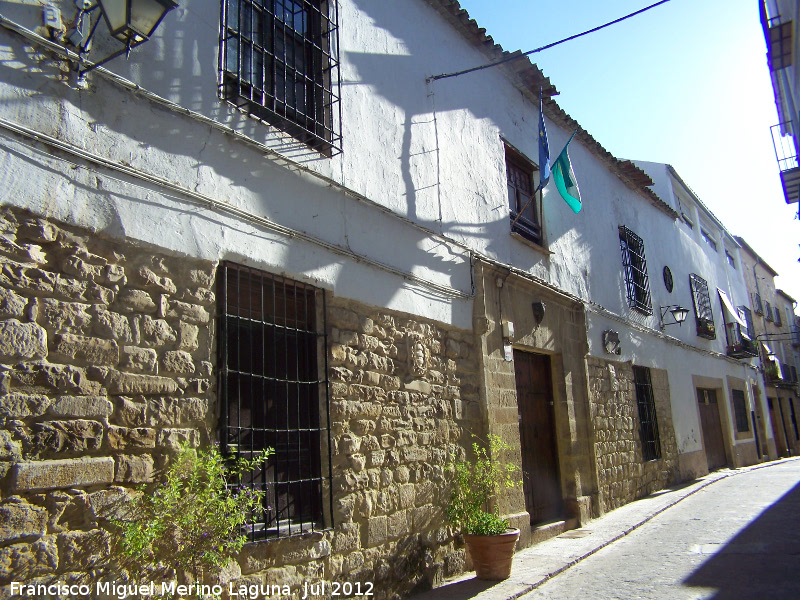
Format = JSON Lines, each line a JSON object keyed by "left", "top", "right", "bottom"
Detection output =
{"left": 538, "top": 88, "right": 550, "bottom": 188}
{"left": 552, "top": 130, "right": 581, "bottom": 213}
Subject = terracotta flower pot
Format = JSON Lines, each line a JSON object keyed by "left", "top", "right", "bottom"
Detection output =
{"left": 463, "top": 528, "right": 520, "bottom": 580}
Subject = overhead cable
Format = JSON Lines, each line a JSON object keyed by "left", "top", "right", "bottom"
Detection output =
{"left": 428, "top": 0, "right": 673, "bottom": 82}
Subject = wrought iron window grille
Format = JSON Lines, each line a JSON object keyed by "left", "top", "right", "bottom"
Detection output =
{"left": 765, "top": 301, "right": 774, "bottom": 322}
{"left": 633, "top": 366, "right": 661, "bottom": 461}
{"left": 619, "top": 226, "right": 652, "bottom": 315}
{"left": 689, "top": 273, "right": 716, "bottom": 340}
{"left": 218, "top": 263, "right": 333, "bottom": 540}
{"left": 506, "top": 148, "right": 543, "bottom": 246}
{"left": 219, "top": 0, "right": 342, "bottom": 155}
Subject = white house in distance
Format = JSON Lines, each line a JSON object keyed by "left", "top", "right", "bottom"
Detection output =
{"left": 0, "top": 0, "right": 786, "bottom": 595}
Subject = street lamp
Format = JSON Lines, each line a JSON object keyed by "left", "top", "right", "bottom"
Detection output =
{"left": 660, "top": 305, "right": 690, "bottom": 330}
{"left": 69, "top": 0, "right": 177, "bottom": 76}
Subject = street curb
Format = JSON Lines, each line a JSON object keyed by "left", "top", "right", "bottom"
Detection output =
{"left": 483, "top": 457, "right": 800, "bottom": 600}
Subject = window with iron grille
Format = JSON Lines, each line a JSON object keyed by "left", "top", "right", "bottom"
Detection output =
{"left": 219, "top": 0, "right": 342, "bottom": 155}
{"left": 219, "top": 263, "right": 332, "bottom": 539}
{"left": 731, "top": 389, "right": 749, "bottom": 433}
{"left": 739, "top": 305, "right": 756, "bottom": 339}
{"left": 690, "top": 273, "right": 716, "bottom": 339}
{"left": 765, "top": 301, "right": 773, "bottom": 322}
{"left": 633, "top": 366, "right": 661, "bottom": 461}
{"left": 774, "top": 307, "right": 783, "bottom": 327}
{"left": 619, "top": 226, "right": 652, "bottom": 315}
{"left": 506, "top": 147, "right": 543, "bottom": 246}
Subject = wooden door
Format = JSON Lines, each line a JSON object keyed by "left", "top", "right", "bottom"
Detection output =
{"left": 514, "top": 350, "right": 562, "bottom": 524}
{"left": 697, "top": 388, "right": 727, "bottom": 471}
{"left": 768, "top": 398, "right": 788, "bottom": 456}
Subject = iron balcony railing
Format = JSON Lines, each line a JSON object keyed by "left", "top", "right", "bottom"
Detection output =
{"left": 724, "top": 322, "right": 758, "bottom": 359}
{"left": 770, "top": 121, "right": 800, "bottom": 204}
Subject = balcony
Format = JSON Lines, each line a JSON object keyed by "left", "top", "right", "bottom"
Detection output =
{"left": 770, "top": 122, "right": 800, "bottom": 204}
{"left": 761, "top": 1, "right": 794, "bottom": 70}
{"left": 765, "top": 358, "right": 784, "bottom": 384}
{"left": 724, "top": 323, "right": 758, "bottom": 359}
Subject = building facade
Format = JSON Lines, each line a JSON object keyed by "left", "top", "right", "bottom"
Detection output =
{"left": 0, "top": 0, "right": 790, "bottom": 596}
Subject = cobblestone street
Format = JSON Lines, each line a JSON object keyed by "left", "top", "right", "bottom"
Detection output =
{"left": 521, "top": 460, "right": 800, "bottom": 600}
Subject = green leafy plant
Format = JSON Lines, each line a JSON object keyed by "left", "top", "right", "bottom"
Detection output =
{"left": 113, "top": 443, "right": 273, "bottom": 594}
{"left": 447, "top": 434, "right": 522, "bottom": 536}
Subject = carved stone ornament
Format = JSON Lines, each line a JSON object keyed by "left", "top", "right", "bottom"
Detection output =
{"left": 407, "top": 333, "right": 429, "bottom": 376}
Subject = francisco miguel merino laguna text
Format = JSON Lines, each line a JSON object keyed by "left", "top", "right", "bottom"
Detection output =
{"left": 10, "top": 579, "right": 375, "bottom": 598}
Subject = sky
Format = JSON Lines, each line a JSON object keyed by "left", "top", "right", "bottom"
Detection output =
{"left": 456, "top": 0, "right": 800, "bottom": 304}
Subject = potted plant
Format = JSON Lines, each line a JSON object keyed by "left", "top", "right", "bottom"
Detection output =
{"left": 447, "top": 434, "right": 522, "bottom": 580}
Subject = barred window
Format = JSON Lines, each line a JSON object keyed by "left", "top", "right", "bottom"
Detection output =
{"left": 731, "top": 389, "right": 749, "bottom": 433}
{"left": 220, "top": 0, "right": 342, "bottom": 154}
{"left": 219, "top": 263, "right": 332, "bottom": 539}
{"left": 633, "top": 366, "right": 661, "bottom": 461}
{"left": 774, "top": 307, "right": 783, "bottom": 327}
{"left": 619, "top": 226, "right": 652, "bottom": 315}
{"left": 690, "top": 273, "right": 716, "bottom": 339}
{"left": 765, "top": 301, "right": 773, "bottom": 322}
{"left": 507, "top": 147, "right": 543, "bottom": 246}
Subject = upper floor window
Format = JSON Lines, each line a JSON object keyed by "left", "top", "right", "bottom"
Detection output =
{"left": 690, "top": 273, "right": 716, "bottom": 339}
{"left": 725, "top": 250, "right": 736, "bottom": 268}
{"left": 701, "top": 228, "right": 717, "bottom": 251}
{"left": 506, "top": 147, "right": 543, "bottom": 246}
{"left": 220, "top": 0, "right": 341, "bottom": 155}
{"left": 774, "top": 306, "right": 783, "bottom": 327}
{"left": 619, "top": 226, "right": 652, "bottom": 315}
{"left": 219, "top": 263, "right": 332, "bottom": 539}
{"left": 765, "top": 300, "right": 774, "bottom": 322}
{"left": 740, "top": 305, "right": 756, "bottom": 339}
{"left": 754, "top": 292, "right": 764, "bottom": 315}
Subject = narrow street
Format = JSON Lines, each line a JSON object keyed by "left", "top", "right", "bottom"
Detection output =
{"left": 521, "top": 460, "right": 800, "bottom": 600}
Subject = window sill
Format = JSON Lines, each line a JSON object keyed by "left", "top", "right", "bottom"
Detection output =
{"left": 510, "top": 232, "right": 553, "bottom": 255}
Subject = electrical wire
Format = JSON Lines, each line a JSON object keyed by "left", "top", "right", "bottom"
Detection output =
{"left": 428, "top": 0, "right": 673, "bottom": 82}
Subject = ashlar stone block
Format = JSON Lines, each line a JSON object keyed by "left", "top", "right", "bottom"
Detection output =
{"left": 11, "top": 457, "right": 115, "bottom": 492}
{"left": 51, "top": 333, "right": 119, "bottom": 366}
{"left": 0, "top": 500, "right": 48, "bottom": 543}
{"left": 0, "top": 319, "right": 47, "bottom": 361}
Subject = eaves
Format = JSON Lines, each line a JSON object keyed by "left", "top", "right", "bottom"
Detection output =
{"left": 423, "top": 0, "right": 678, "bottom": 220}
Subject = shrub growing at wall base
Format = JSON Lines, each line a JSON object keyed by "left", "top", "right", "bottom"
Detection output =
{"left": 113, "top": 444, "right": 272, "bottom": 597}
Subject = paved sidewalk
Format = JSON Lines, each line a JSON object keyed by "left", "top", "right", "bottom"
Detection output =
{"left": 412, "top": 458, "right": 800, "bottom": 600}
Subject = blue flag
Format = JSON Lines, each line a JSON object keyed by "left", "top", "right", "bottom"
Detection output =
{"left": 552, "top": 130, "right": 581, "bottom": 213}
{"left": 538, "top": 89, "right": 550, "bottom": 189}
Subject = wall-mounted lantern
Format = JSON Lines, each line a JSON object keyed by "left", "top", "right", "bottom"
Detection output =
{"left": 68, "top": 0, "right": 177, "bottom": 76}
{"left": 659, "top": 305, "right": 690, "bottom": 330}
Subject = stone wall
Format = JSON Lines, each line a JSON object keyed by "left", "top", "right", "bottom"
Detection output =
{"left": 0, "top": 207, "right": 481, "bottom": 599}
{"left": 587, "top": 357, "right": 678, "bottom": 514}
{"left": 233, "top": 297, "right": 481, "bottom": 599}
{"left": 0, "top": 206, "right": 216, "bottom": 595}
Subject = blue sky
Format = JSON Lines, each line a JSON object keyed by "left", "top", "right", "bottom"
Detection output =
{"left": 456, "top": 0, "right": 800, "bottom": 303}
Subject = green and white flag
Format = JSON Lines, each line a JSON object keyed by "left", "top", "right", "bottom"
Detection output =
{"left": 552, "top": 130, "right": 582, "bottom": 214}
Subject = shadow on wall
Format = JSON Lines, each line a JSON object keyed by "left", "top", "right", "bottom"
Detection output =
{"left": 0, "top": 0, "right": 570, "bottom": 305}
{"left": 682, "top": 479, "right": 800, "bottom": 599}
